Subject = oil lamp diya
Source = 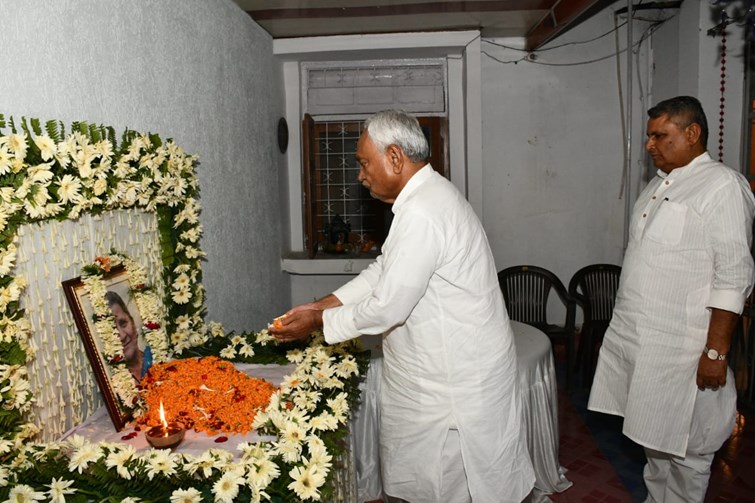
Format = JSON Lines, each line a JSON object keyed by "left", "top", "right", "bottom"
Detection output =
{"left": 144, "top": 401, "right": 185, "bottom": 449}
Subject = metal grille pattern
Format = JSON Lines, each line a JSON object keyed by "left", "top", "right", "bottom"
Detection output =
{"left": 314, "top": 120, "right": 384, "bottom": 249}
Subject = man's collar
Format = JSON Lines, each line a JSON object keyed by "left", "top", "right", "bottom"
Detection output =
{"left": 392, "top": 164, "right": 433, "bottom": 213}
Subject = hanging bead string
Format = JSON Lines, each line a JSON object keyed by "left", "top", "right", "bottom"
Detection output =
{"left": 719, "top": 27, "right": 727, "bottom": 162}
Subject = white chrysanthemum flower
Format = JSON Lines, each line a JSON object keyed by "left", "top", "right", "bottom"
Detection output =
{"left": 0, "top": 465, "right": 9, "bottom": 486}
{"left": 0, "top": 146, "right": 12, "bottom": 175}
{"left": 10, "top": 157, "right": 24, "bottom": 173}
{"left": 92, "top": 177, "right": 108, "bottom": 196}
{"left": 34, "top": 135, "right": 56, "bottom": 161}
{"left": 0, "top": 438, "right": 13, "bottom": 455}
{"left": 170, "top": 487, "right": 203, "bottom": 503}
{"left": 326, "top": 392, "right": 350, "bottom": 423}
{"left": 5, "top": 484, "right": 45, "bottom": 502}
{"left": 281, "top": 420, "right": 308, "bottom": 445}
{"left": 146, "top": 448, "right": 178, "bottom": 480}
{"left": 275, "top": 439, "right": 303, "bottom": 464}
{"left": 219, "top": 345, "right": 236, "bottom": 359}
{"left": 0, "top": 279, "right": 24, "bottom": 311}
{"left": 307, "top": 437, "right": 333, "bottom": 471}
{"left": 255, "top": 329, "right": 275, "bottom": 345}
{"left": 63, "top": 434, "right": 88, "bottom": 450}
{"left": 56, "top": 174, "right": 84, "bottom": 204}
{"left": 238, "top": 343, "right": 255, "bottom": 358}
{"left": 68, "top": 443, "right": 102, "bottom": 473}
{"left": 184, "top": 450, "right": 222, "bottom": 478}
{"left": 105, "top": 444, "right": 137, "bottom": 480}
{"left": 172, "top": 273, "right": 190, "bottom": 290}
{"left": 251, "top": 410, "right": 270, "bottom": 430}
{"left": 288, "top": 462, "right": 326, "bottom": 501}
{"left": 212, "top": 469, "right": 245, "bottom": 503}
{"left": 308, "top": 412, "right": 338, "bottom": 432}
{"left": 6, "top": 133, "right": 28, "bottom": 159}
{"left": 94, "top": 139, "right": 113, "bottom": 158}
{"left": 286, "top": 349, "right": 305, "bottom": 364}
{"left": 0, "top": 367, "right": 32, "bottom": 410}
{"left": 46, "top": 477, "right": 76, "bottom": 503}
{"left": 175, "top": 315, "right": 191, "bottom": 330}
{"left": 246, "top": 458, "right": 280, "bottom": 489}
{"left": 0, "top": 242, "right": 18, "bottom": 275}
{"left": 336, "top": 355, "right": 359, "bottom": 378}
{"left": 171, "top": 287, "right": 191, "bottom": 304}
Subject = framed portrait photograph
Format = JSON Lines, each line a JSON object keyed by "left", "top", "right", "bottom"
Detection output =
{"left": 63, "top": 265, "right": 151, "bottom": 431}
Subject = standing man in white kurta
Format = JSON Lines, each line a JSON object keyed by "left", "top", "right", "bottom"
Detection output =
{"left": 271, "top": 110, "right": 534, "bottom": 502}
{"left": 588, "top": 96, "right": 755, "bottom": 502}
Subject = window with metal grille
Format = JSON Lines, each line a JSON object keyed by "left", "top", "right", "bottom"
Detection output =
{"left": 302, "top": 115, "right": 446, "bottom": 258}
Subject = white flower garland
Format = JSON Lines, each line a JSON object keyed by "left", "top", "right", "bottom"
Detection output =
{"left": 80, "top": 252, "right": 171, "bottom": 412}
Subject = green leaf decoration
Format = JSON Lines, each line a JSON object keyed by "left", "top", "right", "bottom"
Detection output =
{"left": 44, "top": 118, "right": 64, "bottom": 142}
{"left": 29, "top": 117, "right": 42, "bottom": 136}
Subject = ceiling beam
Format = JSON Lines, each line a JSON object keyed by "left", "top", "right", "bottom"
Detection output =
{"left": 525, "top": 0, "right": 605, "bottom": 51}
{"left": 247, "top": 1, "right": 553, "bottom": 20}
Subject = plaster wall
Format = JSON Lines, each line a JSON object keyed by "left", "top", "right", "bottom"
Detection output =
{"left": 652, "top": 0, "right": 747, "bottom": 171}
{"left": 480, "top": 6, "right": 648, "bottom": 285}
{"left": 0, "top": 0, "right": 290, "bottom": 331}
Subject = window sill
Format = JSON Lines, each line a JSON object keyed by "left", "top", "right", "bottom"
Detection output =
{"left": 281, "top": 252, "right": 377, "bottom": 275}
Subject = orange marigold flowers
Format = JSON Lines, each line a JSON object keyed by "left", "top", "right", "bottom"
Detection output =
{"left": 273, "top": 315, "right": 285, "bottom": 329}
{"left": 136, "top": 356, "right": 276, "bottom": 435}
{"left": 94, "top": 256, "right": 111, "bottom": 272}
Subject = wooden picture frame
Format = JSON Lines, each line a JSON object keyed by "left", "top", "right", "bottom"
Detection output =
{"left": 62, "top": 266, "right": 146, "bottom": 431}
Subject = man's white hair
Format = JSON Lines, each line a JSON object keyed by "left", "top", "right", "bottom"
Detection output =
{"left": 363, "top": 109, "right": 429, "bottom": 163}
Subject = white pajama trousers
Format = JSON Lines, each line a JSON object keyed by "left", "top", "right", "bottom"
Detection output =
{"left": 643, "top": 370, "right": 737, "bottom": 503}
{"left": 386, "top": 429, "right": 472, "bottom": 503}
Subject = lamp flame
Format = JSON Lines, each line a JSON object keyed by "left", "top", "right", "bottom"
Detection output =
{"left": 159, "top": 401, "right": 169, "bottom": 436}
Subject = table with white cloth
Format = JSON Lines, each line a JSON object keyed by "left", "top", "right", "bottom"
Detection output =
{"left": 60, "top": 363, "right": 358, "bottom": 501}
{"left": 351, "top": 320, "right": 572, "bottom": 502}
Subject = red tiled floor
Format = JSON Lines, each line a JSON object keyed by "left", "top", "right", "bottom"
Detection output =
{"left": 549, "top": 388, "right": 633, "bottom": 503}
{"left": 704, "top": 407, "right": 755, "bottom": 502}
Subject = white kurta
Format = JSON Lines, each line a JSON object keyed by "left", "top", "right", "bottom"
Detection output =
{"left": 324, "top": 165, "right": 535, "bottom": 502}
{"left": 588, "top": 152, "right": 755, "bottom": 457}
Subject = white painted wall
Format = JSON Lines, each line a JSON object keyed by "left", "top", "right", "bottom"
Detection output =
{"left": 0, "top": 0, "right": 291, "bottom": 332}
{"left": 651, "top": 0, "right": 746, "bottom": 170}
{"left": 480, "top": 0, "right": 747, "bottom": 291}
{"left": 480, "top": 6, "right": 649, "bottom": 286}
{"left": 279, "top": 1, "right": 750, "bottom": 307}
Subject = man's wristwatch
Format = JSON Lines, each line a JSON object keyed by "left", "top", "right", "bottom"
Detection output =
{"left": 704, "top": 346, "right": 727, "bottom": 361}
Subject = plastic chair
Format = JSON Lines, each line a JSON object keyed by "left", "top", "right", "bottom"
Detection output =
{"left": 497, "top": 265, "right": 576, "bottom": 389}
{"left": 568, "top": 264, "right": 622, "bottom": 388}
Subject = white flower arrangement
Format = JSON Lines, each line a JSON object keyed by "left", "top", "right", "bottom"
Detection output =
{"left": 0, "top": 115, "right": 367, "bottom": 501}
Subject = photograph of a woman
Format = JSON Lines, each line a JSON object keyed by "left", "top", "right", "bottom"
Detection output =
{"left": 105, "top": 290, "right": 152, "bottom": 382}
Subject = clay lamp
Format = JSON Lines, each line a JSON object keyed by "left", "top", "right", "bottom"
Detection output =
{"left": 145, "top": 401, "right": 185, "bottom": 449}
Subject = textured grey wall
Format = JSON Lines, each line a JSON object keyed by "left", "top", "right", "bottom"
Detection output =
{"left": 0, "top": 0, "right": 290, "bottom": 332}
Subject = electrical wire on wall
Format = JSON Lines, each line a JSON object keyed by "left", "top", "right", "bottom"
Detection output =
{"left": 480, "top": 1, "right": 677, "bottom": 252}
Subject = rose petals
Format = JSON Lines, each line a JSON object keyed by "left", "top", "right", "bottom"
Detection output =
{"left": 214, "top": 436, "right": 228, "bottom": 443}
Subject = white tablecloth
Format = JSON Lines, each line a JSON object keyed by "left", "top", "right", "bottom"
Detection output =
{"left": 351, "top": 321, "right": 572, "bottom": 502}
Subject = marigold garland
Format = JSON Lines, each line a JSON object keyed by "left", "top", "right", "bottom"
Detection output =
{"left": 136, "top": 356, "right": 276, "bottom": 435}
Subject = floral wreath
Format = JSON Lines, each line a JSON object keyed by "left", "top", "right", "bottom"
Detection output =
{"left": 0, "top": 115, "right": 368, "bottom": 501}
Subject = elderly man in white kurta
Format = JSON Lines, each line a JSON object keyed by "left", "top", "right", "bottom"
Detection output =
{"left": 271, "top": 110, "right": 535, "bottom": 502}
{"left": 589, "top": 96, "right": 755, "bottom": 503}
